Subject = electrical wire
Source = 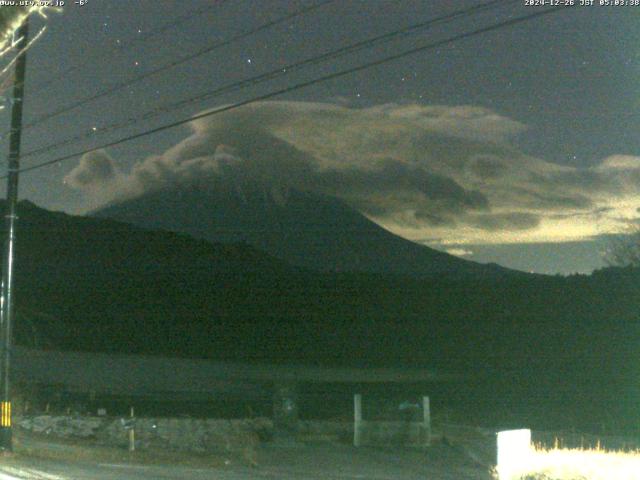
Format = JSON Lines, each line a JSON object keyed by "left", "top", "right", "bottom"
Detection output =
{"left": 3, "top": 5, "right": 571, "bottom": 179}
{"left": 19, "top": 0, "right": 518, "bottom": 160}
{"left": 0, "top": 0, "right": 334, "bottom": 140}
{"left": 27, "top": 1, "right": 228, "bottom": 92}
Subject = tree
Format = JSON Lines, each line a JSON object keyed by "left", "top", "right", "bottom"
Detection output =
{"left": 604, "top": 225, "right": 640, "bottom": 267}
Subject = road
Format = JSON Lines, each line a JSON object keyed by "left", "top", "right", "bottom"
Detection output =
{"left": 0, "top": 443, "right": 493, "bottom": 479}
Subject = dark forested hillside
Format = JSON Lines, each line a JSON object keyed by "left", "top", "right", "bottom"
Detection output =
{"left": 5, "top": 200, "right": 640, "bottom": 432}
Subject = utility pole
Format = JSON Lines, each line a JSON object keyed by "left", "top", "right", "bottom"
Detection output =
{"left": 0, "top": 19, "right": 29, "bottom": 452}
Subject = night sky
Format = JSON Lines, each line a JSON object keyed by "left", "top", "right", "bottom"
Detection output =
{"left": 1, "top": 0, "right": 639, "bottom": 274}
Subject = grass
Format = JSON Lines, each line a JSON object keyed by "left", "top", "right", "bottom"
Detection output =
{"left": 497, "top": 444, "right": 640, "bottom": 480}
{"left": 10, "top": 428, "right": 236, "bottom": 468}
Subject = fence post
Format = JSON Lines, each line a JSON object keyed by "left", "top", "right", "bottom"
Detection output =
{"left": 422, "top": 396, "right": 431, "bottom": 447}
{"left": 273, "top": 382, "right": 299, "bottom": 443}
{"left": 128, "top": 406, "right": 135, "bottom": 452}
{"left": 354, "top": 394, "right": 362, "bottom": 447}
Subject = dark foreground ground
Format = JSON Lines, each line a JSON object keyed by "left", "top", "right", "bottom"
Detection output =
{"left": 0, "top": 438, "right": 495, "bottom": 480}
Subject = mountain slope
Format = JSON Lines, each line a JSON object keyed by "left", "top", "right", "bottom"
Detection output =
{"left": 9, "top": 200, "right": 299, "bottom": 357}
{"left": 3, "top": 200, "right": 640, "bottom": 431}
{"left": 94, "top": 185, "right": 519, "bottom": 279}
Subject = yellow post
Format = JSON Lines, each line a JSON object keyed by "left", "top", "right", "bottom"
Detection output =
{"left": 0, "top": 402, "right": 10, "bottom": 428}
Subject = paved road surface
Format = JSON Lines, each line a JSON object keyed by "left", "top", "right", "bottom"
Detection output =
{"left": 0, "top": 443, "right": 493, "bottom": 479}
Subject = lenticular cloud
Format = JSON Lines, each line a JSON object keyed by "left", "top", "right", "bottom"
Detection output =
{"left": 66, "top": 101, "right": 640, "bottom": 245}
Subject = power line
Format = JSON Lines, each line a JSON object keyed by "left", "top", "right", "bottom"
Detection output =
{"left": 4, "top": 6, "right": 570, "bottom": 180}
{"left": 20, "top": 0, "right": 518, "bottom": 161}
{"left": 2, "top": 0, "right": 334, "bottom": 140}
{"left": 27, "top": 1, "right": 228, "bottom": 92}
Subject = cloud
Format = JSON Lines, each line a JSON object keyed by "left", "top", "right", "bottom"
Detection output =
{"left": 312, "top": 159, "right": 489, "bottom": 223}
{"left": 361, "top": 104, "right": 527, "bottom": 144}
{"left": 596, "top": 155, "right": 640, "bottom": 170}
{"left": 466, "top": 212, "right": 541, "bottom": 232}
{"left": 466, "top": 155, "right": 508, "bottom": 180}
{"left": 65, "top": 101, "right": 640, "bottom": 245}
{"left": 445, "top": 248, "right": 473, "bottom": 257}
{"left": 65, "top": 150, "right": 118, "bottom": 189}
{"left": 65, "top": 150, "right": 142, "bottom": 211}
